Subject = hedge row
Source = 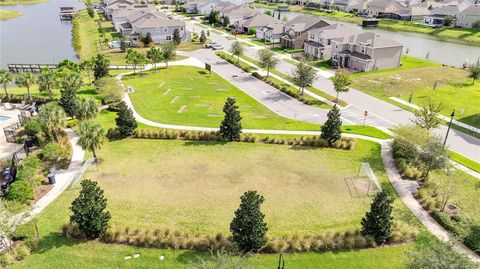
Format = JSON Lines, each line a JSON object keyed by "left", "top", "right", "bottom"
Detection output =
{"left": 251, "top": 72, "right": 319, "bottom": 107}
{"left": 216, "top": 52, "right": 255, "bottom": 73}
{"left": 71, "top": 16, "right": 81, "bottom": 58}
{"left": 0, "top": 94, "right": 50, "bottom": 104}
{"left": 62, "top": 221, "right": 417, "bottom": 254}
{"left": 133, "top": 129, "right": 356, "bottom": 150}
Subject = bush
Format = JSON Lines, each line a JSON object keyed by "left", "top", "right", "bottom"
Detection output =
{"left": 5, "top": 180, "right": 34, "bottom": 204}
{"left": 0, "top": 252, "right": 16, "bottom": 267}
{"left": 40, "top": 142, "right": 68, "bottom": 166}
{"left": 66, "top": 118, "right": 79, "bottom": 128}
{"left": 24, "top": 119, "right": 42, "bottom": 136}
{"left": 464, "top": 224, "right": 480, "bottom": 254}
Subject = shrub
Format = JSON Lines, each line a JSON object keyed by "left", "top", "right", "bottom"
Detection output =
{"left": 5, "top": 180, "right": 34, "bottom": 204}
{"left": 464, "top": 224, "right": 480, "bottom": 254}
{"left": 40, "top": 142, "right": 68, "bottom": 166}
{"left": 24, "top": 119, "right": 42, "bottom": 136}
{"left": 0, "top": 252, "right": 16, "bottom": 267}
{"left": 66, "top": 118, "right": 79, "bottom": 128}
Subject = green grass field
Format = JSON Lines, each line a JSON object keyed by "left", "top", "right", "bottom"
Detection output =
{"left": 0, "top": 9, "right": 21, "bottom": 20}
{"left": 0, "top": 0, "right": 46, "bottom": 5}
{"left": 449, "top": 151, "right": 480, "bottom": 173}
{"left": 351, "top": 56, "right": 480, "bottom": 128}
{"left": 78, "top": 136, "right": 417, "bottom": 236}
{"left": 125, "top": 65, "right": 320, "bottom": 130}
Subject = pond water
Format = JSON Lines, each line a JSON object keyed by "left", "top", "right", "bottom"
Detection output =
{"left": 254, "top": 7, "right": 480, "bottom": 67}
{"left": 0, "top": 0, "right": 85, "bottom": 69}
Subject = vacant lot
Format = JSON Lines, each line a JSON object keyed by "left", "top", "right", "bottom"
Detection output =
{"left": 352, "top": 58, "right": 480, "bottom": 128}
{"left": 79, "top": 137, "right": 415, "bottom": 236}
{"left": 125, "top": 65, "right": 320, "bottom": 130}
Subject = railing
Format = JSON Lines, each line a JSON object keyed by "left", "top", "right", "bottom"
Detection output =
{"left": 7, "top": 64, "right": 142, "bottom": 72}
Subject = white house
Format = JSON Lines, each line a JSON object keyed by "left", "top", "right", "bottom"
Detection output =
{"left": 256, "top": 22, "right": 284, "bottom": 43}
{"left": 456, "top": 4, "right": 480, "bottom": 28}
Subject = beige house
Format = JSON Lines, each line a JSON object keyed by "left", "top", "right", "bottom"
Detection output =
{"left": 456, "top": 4, "right": 480, "bottom": 28}
{"left": 237, "top": 13, "right": 282, "bottom": 32}
{"left": 279, "top": 16, "right": 330, "bottom": 50}
{"left": 305, "top": 24, "right": 403, "bottom": 72}
{"left": 365, "top": 0, "right": 405, "bottom": 17}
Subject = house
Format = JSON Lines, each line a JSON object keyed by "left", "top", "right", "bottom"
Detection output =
{"left": 365, "top": 0, "right": 405, "bottom": 17}
{"left": 304, "top": 24, "right": 361, "bottom": 60}
{"left": 256, "top": 22, "right": 284, "bottom": 43}
{"left": 105, "top": 3, "right": 154, "bottom": 20}
{"left": 184, "top": 0, "right": 219, "bottom": 15}
{"left": 279, "top": 16, "right": 330, "bottom": 49}
{"left": 456, "top": 4, "right": 480, "bottom": 28}
{"left": 111, "top": 7, "right": 158, "bottom": 31}
{"left": 221, "top": 5, "right": 258, "bottom": 24}
{"left": 237, "top": 13, "right": 282, "bottom": 33}
{"left": 304, "top": 24, "right": 403, "bottom": 72}
{"left": 423, "top": 14, "right": 450, "bottom": 26}
{"left": 387, "top": 3, "right": 430, "bottom": 20}
{"left": 345, "top": 0, "right": 371, "bottom": 13}
{"left": 333, "top": 31, "right": 403, "bottom": 72}
{"left": 129, "top": 17, "right": 190, "bottom": 44}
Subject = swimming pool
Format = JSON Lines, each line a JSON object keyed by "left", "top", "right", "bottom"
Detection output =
{"left": 0, "top": 116, "right": 11, "bottom": 122}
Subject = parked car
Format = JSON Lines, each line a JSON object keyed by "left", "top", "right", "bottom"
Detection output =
{"left": 231, "top": 29, "right": 245, "bottom": 35}
{"left": 206, "top": 42, "right": 224, "bottom": 50}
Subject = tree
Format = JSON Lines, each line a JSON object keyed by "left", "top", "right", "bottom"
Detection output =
{"left": 75, "top": 97, "right": 98, "bottom": 120}
{"left": 86, "top": 0, "right": 94, "bottom": 18}
{"left": 70, "top": 179, "right": 111, "bottom": 239}
{"left": 405, "top": 237, "right": 477, "bottom": 269}
{"left": 146, "top": 47, "right": 163, "bottom": 72}
{"left": 161, "top": 43, "right": 176, "bottom": 69}
{"left": 199, "top": 30, "right": 207, "bottom": 45}
{"left": 412, "top": 98, "right": 443, "bottom": 130}
{"left": 0, "top": 202, "right": 29, "bottom": 253}
{"left": 77, "top": 121, "right": 106, "bottom": 162}
{"left": 291, "top": 59, "right": 317, "bottom": 95}
{"left": 37, "top": 68, "right": 58, "bottom": 100}
{"left": 435, "top": 170, "right": 461, "bottom": 211}
{"left": 321, "top": 105, "right": 342, "bottom": 146}
{"left": 38, "top": 103, "right": 66, "bottom": 142}
{"left": 59, "top": 71, "right": 83, "bottom": 117}
{"left": 219, "top": 97, "right": 242, "bottom": 141}
{"left": 330, "top": 70, "right": 351, "bottom": 102}
{"left": 120, "top": 38, "right": 128, "bottom": 52}
{"left": 57, "top": 59, "right": 80, "bottom": 72}
{"left": 93, "top": 53, "right": 110, "bottom": 80}
{"left": 208, "top": 10, "right": 219, "bottom": 25}
{"left": 467, "top": 62, "right": 480, "bottom": 84}
{"left": 143, "top": 32, "right": 153, "bottom": 46}
{"left": 230, "top": 41, "right": 243, "bottom": 64}
{"left": 418, "top": 136, "right": 449, "bottom": 179}
{"left": 115, "top": 101, "right": 137, "bottom": 137}
{"left": 126, "top": 49, "right": 146, "bottom": 75}
{"left": 230, "top": 190, "right": 268, "bottom": 253}
{"left": 172, "top": 28, "right": 181, "bottom": 45}
{"left": 0, "top": 70, "right": 13, "bottom": 99}
{"left": 80, "top": 59, "right": 94, "bottom": 83}
{"left": 361, "top": 190, "right": 394, "bottom": 245}
{"left": 222, "top": 15, "right": 230, "bottom": 27}
{"left": 443, "top": 16, "right": 454, "bottom": 27}
{"left": 257, "top": 49, "right": 278, "bottom": 77}
{"left": 16, "top": 72, "right": 36, "bottom": 101}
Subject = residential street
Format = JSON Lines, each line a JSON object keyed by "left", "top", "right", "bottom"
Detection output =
{"left": 187, "top": 22, "right": 480, "bottom": 163}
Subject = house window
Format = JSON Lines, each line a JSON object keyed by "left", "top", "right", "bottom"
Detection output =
{"left": 297, "top": 32, "right": 301, "bottom": 37}
{"left": 166, "top": 36, "right": 172, "bottom": 41}
{"left": 180, "top": 27, "right": 184, "bottom": 31}
{"left": 156, "top": 28, "right": 160, "bottom": 32}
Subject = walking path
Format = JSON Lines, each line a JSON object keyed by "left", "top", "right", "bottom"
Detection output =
{"left": 119, "top": 66, "right": 480, "bottom": 263}
{"left": 17, "top": 129, "right": 85, "bottom": 224}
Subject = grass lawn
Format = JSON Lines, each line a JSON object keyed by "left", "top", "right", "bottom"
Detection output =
{"left": 0, "top": 9, "right": 21, "bottom": 20}
{"left": 449, "top": 151, "right": 480, "bottom": 173}
{"left": 0, "top": 0, "right": 46, "bottom": 5}
{"left": 77, "top": 137, "right": 418, "bottom": 236}
{"left": 341, "top": 126, "right": 392, "bottom": 139}
{"left": 125, "top": 65, "right": 320, "bottom": 130}
{"left": 351, "top": 56, "right": 480, "bottom": 128}
{"left": 6, "top": 84, "right": 102, "bottom": 102}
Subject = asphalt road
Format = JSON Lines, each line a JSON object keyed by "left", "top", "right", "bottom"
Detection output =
{"left": 187, "top": 22, "right": 480, "bottom": 162}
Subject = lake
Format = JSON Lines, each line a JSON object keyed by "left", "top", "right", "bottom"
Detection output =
{"left": 254, "top": 7, "right": 480, "bottom": 67}
{"left": 0, "top": 0, "right": 85, "bottom": 69}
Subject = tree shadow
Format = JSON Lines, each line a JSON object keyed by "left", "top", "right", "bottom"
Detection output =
{"left": 182, "top": 140, "right": 228, "bottom": 147}
{"left": 457, "top": 113, "right": 480, "bottom": 128}
{"left": 176, "top": 250, "right": 208, "bottom": 265}
{"left": 33, "top": 232, "right": 83, "bottom": 254}
{"left": 360, "top": 143, "right": 395, "bottom": 193}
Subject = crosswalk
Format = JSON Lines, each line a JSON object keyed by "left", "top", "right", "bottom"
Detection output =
{"left": 340, "top": 106, "right": 390, "bottom": 127}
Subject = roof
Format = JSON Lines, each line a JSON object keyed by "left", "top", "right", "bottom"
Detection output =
{"left": 263, "top": 22, "right": 284, "bottom": 34}
{"left": 214, "top": 2, "right": 237, "bottom": 12}
{"left": 308, "top": 24, "right": 361, "bottom": 39}
{"left": 354, "top": 31, "right": 403, "bottom": 48}
{"left": 339, "top": 50, "right": 372, "bottom": 60}
{"left": 133, "top": 17, "right": 185, "bottom": 28}
{"left": 304, "top": 40, "right": 324, "bottom": 48}
{"left": 239, "top": 13, "right": 281, "bottom": 28}
{"left": 429, "top": 5, "right": 464, "bottom": 15}
{"left": 104, "top": 0, "right": 135, "bottom": 6}
{"left": 126, "top": 11, "right": 166, "bottom": 23}
{"left": 460, "top": 4, "right": 480, "bottom": 15}
{"left": 223, "top": 5, "right": 257, "bottom": 18}
{"left": 284, "top": 15, "right": 329, "bottom": 32}
{"left": 367, "top": 0, "right": 404, "bottom": 9}
{"left": 119, "top": 22, "right": 133, "bottom": 30}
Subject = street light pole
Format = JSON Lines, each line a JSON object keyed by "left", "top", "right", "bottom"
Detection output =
{"left": 443, "top": 110, "right": 455, "bottom": 149}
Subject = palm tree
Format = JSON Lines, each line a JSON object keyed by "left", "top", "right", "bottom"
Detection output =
{"left": 38, "top": 68, "right": 58, "bottom": 100}
{"left": 16, "top": 72, "right": 36, "bottom": 101}
{"left": 38, "top": 103, "right": 66, "bottom": 142}
{"left": 77, "top": 120, "right": 106, "bottom": 163}
{"left": 75, "top": 97, "right": 98, "bottom": 120}
{"left": 0, "top": 70, "right": 13, "bottom": 100}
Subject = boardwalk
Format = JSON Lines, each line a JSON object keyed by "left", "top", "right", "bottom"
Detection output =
{"left": 7, "top": 63, "right": 143, "bottom": 73}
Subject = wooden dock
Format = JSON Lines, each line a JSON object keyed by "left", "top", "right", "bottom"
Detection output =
{"left": 7, "top": 63, "right": 142, "bottom": 72}
{"left": 59, "top": 7, "right": 77, "bottom": 20}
